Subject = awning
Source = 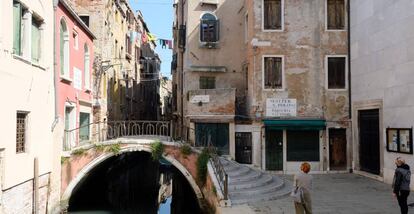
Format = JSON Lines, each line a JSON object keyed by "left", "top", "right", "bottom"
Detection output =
{"left": 263, "top": 119, "right": 326, "bottom": 130}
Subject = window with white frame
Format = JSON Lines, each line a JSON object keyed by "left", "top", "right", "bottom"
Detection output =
{"left": 84, "top": 44, "right": 90, "bottom": 90}
{"left": 13, "top": 1, "right": 25, "bottom": 56}
{"left": 60, "top": 19, "right": 70, "bottom": 78}
{"left": 263, "top": 56, "right": 283, "bottom": 89}
{"left": 326, "top": 0, "right": 345, "bottom": 30}
{"left": 263, "top": 0, "right": 283, "bottom": 30}
{"left": 327, "top": 56, "right": 347, "bottom": 89}
{"left": 200, "top": 13, "right": 219, "bottom": 43}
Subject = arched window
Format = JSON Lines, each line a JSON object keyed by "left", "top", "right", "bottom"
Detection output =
{"left": 60, "top": 19, "right": 69, "bottom": 77}
{"left": 84, "top": 44, "right": 90, "bottom": 89}
{"left": 200, "top": 13, "right": 219, "bottom": 43}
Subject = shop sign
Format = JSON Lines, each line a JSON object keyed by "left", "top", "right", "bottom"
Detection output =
{"left": 266, "top": 98, "right": 297, "bottom": 117}
{"left": 190, "top": 95, "right": 210, "bottom": 103}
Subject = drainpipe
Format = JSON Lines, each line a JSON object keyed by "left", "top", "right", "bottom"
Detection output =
{"left": 52, "top": 0, "right": 60, "bottom": 132}
{"left": 180, "top": 0, "right": 185, "bottom": 140}
{"left": 347, "top": 0, "right": 351, "bottom": 120}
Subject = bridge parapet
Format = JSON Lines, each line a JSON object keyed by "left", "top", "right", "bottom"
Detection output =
{"left": 63, "top": 120, "right": 172, "bottom": 151}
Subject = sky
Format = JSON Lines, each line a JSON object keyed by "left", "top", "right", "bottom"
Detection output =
{"left": 129, "top": 0, "right": 174, "bottom": 79}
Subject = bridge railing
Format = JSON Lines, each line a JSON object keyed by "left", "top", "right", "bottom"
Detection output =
{"left": 63, "top": 120, "right": 172, "bottom": 151}
{"left": 208, "top": 141, "right": 228, "bottom": 201}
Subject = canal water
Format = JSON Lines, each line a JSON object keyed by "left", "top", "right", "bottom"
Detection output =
{"left": 67, "top": 152, "right": 201, "bottom": 214}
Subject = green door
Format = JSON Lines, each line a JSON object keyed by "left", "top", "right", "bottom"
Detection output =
{"left": 266, "top": 129, "right": 283, "bottom": 170}
{"left": 79, "top": 112, "right": 90, "bottom": 141}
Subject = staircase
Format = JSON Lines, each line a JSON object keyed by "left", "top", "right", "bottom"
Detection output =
{"left": 220, "top": 158, "right": 292, "bottom": 205}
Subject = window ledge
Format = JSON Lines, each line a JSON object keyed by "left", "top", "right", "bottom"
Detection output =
{"left": 262, "top": 29, "right": 284, "bottom": 32}
{"left": 60, "top": 75, "right": 73, "bottom": 83}
{"left": 85, "top": 87, "right": 92, "bottom": 93}
{"left": 32, "top": 63, "right": 46, "bottom": 70}
{"left": 13, "top": 54, "right": 31, "bottom": 65}
{"left": 326, "top": 88, "right": 347, "bottom": 92}
{"left": 199, "top": 42, "right": 220, "bottom": 49}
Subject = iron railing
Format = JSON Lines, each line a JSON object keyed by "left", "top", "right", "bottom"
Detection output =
{"left": 208, "top": 141, "right": 228, "bottom": 200}
{"left": 63, "top": 120, "right": 172, "bottom": 151}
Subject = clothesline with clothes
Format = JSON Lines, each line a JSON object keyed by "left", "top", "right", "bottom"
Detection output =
{"left": 129, "top": 30, "right": 173, "bottom": 49}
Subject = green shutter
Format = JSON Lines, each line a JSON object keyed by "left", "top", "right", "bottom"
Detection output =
{"left": 31, "top": 20, "right": 40, "bottom": 63}
{"left": 13, "top": 2, "right": 22, "bottom": 55}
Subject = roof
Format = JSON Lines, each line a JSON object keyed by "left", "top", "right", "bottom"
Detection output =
{"left": 59, "top": 0, "right": 96, "bottom": 40}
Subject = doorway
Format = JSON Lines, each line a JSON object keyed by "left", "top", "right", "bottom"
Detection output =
{"left": 266, "top": 129, "right": 283, "bottom": 171}
{"left": 359, "top": 109, "right": 380, "bottom": 175}
{"left": 64, "top": 106, "right": 76, "bottom": 149}
{"left": 329, "top": 128, "right": 347, "bottom": 170}
{"left": 235, "top": 132, "right": 252, "bottom": 164}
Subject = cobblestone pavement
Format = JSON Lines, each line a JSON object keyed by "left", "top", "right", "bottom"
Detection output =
{"left": 221, "top": 173, "right": 414, "bottom": 214}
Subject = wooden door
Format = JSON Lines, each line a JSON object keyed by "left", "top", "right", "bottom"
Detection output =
{"left": 359, "top": 109, "right": 380, "bottom": 175}
{"left": 329, "top": 128, "right": 347, "bottom": 170}
{"left": 235, "top": 132, "right": 252, "bottom": 164}
{"left": 266, "top": 130, "right": 283, "bottom": 170}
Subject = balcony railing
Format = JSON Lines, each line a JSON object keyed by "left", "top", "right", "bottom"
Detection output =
{"left": 63, "top": 120, "right": 172, "bottom": 151}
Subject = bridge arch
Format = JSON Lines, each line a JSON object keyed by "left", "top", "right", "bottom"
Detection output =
{"left": 60, "top": 141, "right": 203, "bottom": 210}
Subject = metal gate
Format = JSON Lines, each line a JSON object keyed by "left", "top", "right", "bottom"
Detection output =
{"left": 235, "top": 132, "right": 252, "bottom": 164}
{"left": 266, "top": 130, "right": 283, "bottom": 171}
{"left": 359, "top": 109, "right": 380, "bottom": 175}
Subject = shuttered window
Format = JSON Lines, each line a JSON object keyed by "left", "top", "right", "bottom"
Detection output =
{"left": 327, "top": 0, "right": 345, "bottom": 30}
{"left": 200, "top": 13, "right": 219, "bottom": 42}
{"left": 264, "top": 57, "right": 283, "bottom": 89}
{"left": 13, "top": 1, "right": 22, "bottom": 55}
{"left": 263, "top": 0, "right": 282, "bottom": 30}
{"left": 31, "top": 18, "right": 41, "bottom": 63}
{"left": 287, "top": 130, "right": 320, "bottom": 161}
{"left": 199, "top": 76, "right": 215, "bottom": 89}
{"left": 327, "top": 57, "right": 346, "bottom": 89}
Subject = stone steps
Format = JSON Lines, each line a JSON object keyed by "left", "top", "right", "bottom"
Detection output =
{"left": 219, "top": 158, "right": 291, "bottom": 205}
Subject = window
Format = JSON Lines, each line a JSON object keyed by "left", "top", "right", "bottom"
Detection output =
{"left": 60, "top": 19, "right": 70, "bottom": 78}
{"left": 73, "top": 31, "right": 78, "bottom": 50}
{"left": 79, "top": 112, "right": 90, "bottom": 141}
{"left": 263, "top": 56, "right": 283, "bottom": 89}
{"left": 31, "top": 16, "right": 42, "bottom": 63}
{"left": 244, "top": 13, "right": 249, "bottom": 43}
{"left": 327, "top": 56, "right": 346, "bottom": 89}
{"left": 126, "top": 34, "right": 131, "bottom": 56}
{"left": 13, "top": 1, "right": 23, "bottom": 56}
{"left": 327, "top": 0, "right": 345, "bottom": 30}
{"left": 80, "top": 15, "right": 90, "bottom": 27}
{"left": 200, "top": 13, "right": 219, "bottom": 43}
{"left": 199, "top": 76, "right": 215, "bottom": 89}
{"left": 84, "top": 44, "right": 90, "bottom": 90}
{"left": 263, "top": 0, "right": 283, "bottom": 30}
{"left": 287, "top": 130, "right": 320, "bottom": 161}
{"left": 195, "top": 123, "right": 229, "bottom": 155}
{"left": 16, "top": 112, "right": 28, "bottom": 153}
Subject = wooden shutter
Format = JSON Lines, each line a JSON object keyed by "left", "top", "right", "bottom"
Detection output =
{"left": 336, "top": 0, "right": 345, "bottom": 29}
{"left": 274, "top": 57, "right": 282, "bottom": 88}
{"left": 328, "top": 57, "right": 346, "bottom": 89}
{"left": 264, "top": 0, "right": 281, "bottom": 30}
{"left": 264, "top": 57, "right": 282, "bottom": 89}
{"left": 13, "top": 2, "right": 22, "bottom": 55}
{"left": 327, "top": 0, "right": 336, "bottom": 29}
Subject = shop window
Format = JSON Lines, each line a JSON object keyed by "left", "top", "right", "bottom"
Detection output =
{"left": 327, "top": 56, "right": 346, "bottom": 89}
{"left": 195, "top": 123, "right": 229, "bottom": 155}
{"left": 287, "top": 130, "right": 320, "bottom": 161}
{"left": 199, "top": 76, "right": 215, "bottom": 89}
{"left": 16, "top": 112, "right": 28, "bottom": 153}
{"left": 200, "top": 13, "right": 219, "bottom": 43}
{"left": 264, "top": 56, "right": 283, "bottom": 89}
{"left": 263, "top": 0, "right": 283, "bottom": 30}
{"left": 327, "top": 0, "right": 345, "bottom": 30}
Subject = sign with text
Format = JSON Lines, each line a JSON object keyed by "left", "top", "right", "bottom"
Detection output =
{"left": 266, "top": 98, "right": 297, "bottom": 117}
{"left": 190, "top": 95, "right": 210, "bottom": 103}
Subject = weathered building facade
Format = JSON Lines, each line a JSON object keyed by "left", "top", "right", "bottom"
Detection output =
{"left": 0, "top": 0, "right": 60, "bottom": 212}
{"left": 173, "top": 0, "right": 351, "bottom": 172}
{"left": 172, "top": 0, "right": 247, "bottom": 156}
{"left": 350, "top": 0, "right": 414, "bottom": 188}
{"left": 67, "top": 0, "right": 161, "bottom": 123}
{"left": 244, "top": 0, "right": 350, "bottom": 172}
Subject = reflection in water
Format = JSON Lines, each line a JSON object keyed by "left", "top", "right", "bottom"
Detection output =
{"left": 67, "top": 152, "right": 200, "bottom": 214}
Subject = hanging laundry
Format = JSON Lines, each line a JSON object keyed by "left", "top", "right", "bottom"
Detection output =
{"left": 167, "top": 40, "right": 173, "bottom": 49}
{"left": 148, "top": 33, "right": 157, "bottom": 41}
{"left": 142, "top": 32, "right": 148, "bottom": 44}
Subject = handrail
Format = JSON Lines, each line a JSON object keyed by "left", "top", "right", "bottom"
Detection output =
{"left": 63, "top": 120, "right": 173, "bottom": 151}
{"left": 208, "top": 140, "right": 228, "bottom": 200}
